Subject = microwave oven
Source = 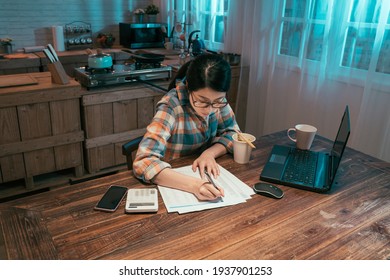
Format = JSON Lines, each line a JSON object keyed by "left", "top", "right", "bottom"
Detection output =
{"left": 119, "top": 23, "right": 167, "bottom": 49}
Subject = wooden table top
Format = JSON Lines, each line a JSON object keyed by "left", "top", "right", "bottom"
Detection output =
{"left": 0, "top": 130, "right": 389, "bottom": 260}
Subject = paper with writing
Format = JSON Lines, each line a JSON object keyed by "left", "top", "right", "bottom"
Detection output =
{"left": 158, "top": 165, "right": 255, "bottom": 214}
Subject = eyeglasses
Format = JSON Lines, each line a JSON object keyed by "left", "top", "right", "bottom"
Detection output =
{"left": 190, "top": 93, "right": 228, "bottom": 109}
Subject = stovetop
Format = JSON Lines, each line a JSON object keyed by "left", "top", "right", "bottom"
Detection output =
{"left": 74, "top": 63, "right": 172, "bottom": 89}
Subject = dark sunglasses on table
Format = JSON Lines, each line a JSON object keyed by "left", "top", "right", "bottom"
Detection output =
{"left": 190, "top": 93, "right": 228, "bottom": 108}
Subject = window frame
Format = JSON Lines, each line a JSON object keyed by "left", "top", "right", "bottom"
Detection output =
{"left": 338, "top": 1, "right": 389, "bottom": 72}
{"left": 277, "top": 0, "right": 333, "bottom": 65}
{"left": 171, "top": 0, "right": 228, "bottom": 51}
{"left": 275, "top": 0, "right": 390, "bottom": 87}
{"left": 197, "top": 0, "right": 229, "bottom": 51}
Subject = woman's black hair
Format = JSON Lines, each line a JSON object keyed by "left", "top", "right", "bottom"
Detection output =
{"left": 168, "top": 53, "right": 231, "bottom": 93}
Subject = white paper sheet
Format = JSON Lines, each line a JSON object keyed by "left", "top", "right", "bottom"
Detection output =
{"left": 158, "top": 165, "right": 255, "bottom": 214}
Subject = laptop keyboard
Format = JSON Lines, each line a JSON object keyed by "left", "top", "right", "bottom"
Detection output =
{"left": 282, "top": 149, "right": 318, "bottom": 186}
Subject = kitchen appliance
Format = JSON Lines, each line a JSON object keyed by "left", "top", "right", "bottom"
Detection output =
{"left": 129, "top": 52, "right": 165, "bottom": 69}
{"left": 74, "top": 63, "right": 171, "bottom": 89}
{"left": 119, "top": 23, "right": 167, "bottom": 49}
{"left": 86, "top": 48, "right": 113, "bottom": 69}
{"left": 188, "top": 30, "right": 205, "bottom": 56}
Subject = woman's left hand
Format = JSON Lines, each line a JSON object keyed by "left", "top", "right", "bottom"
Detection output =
{"left": 192, "top": 150, "right": 220, "bottom": 179}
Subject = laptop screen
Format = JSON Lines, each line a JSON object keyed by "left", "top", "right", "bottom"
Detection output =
{"left": 330, "top": 106, "right": 351, "bottom": 180}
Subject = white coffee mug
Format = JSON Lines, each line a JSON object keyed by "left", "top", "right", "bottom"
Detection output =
{"left": 164, "top": 42, "right": 173, "bottom": 50}
{"left": 287, "top": 124, "right": 317, "bottom": 150}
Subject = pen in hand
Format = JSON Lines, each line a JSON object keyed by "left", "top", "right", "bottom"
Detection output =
{"left": 204, "top": 170, "right": 224, "bottom": 201}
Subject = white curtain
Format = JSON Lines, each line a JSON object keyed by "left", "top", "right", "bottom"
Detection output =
{"left": 225, "top": 0, "right": 390, "bottom": 162}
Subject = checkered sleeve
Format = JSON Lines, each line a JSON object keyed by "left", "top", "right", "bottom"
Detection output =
{"left": 132, "top": 102, "right": 175, "bottom": 183}
{"left": 212, "top": 104, "right": 238, "bottom": 153}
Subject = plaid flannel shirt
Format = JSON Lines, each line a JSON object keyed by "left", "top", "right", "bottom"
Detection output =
{"left": 133, "top": 80, "right": 238, "bottom": 183}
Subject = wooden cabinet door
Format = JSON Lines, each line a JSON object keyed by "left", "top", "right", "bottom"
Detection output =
{"left": 18, "top": 103, "right": 56, "bottom": 177}
{"left": 82, "top": 85, "right": 165, "bottom": 173}
{"left": 51, "top": 99, "right": 83, "bottom": 170}
{"left": 0, "top": 107, "right": 25, "bottom": 182}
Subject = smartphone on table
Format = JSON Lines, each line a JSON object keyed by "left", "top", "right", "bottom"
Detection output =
{"left": 94, "top": 185, "right": 128, "bottom": 212}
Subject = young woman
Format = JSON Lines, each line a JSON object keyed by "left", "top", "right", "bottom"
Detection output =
{"left": 133, "top": 53, "right": 240, "bottom": 201}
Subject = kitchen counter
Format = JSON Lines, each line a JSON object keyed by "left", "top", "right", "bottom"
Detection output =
{"left": 0, "top": 53, "right": 41, "bottom": 75}
{"left": 0, "top": 71, "right": 170, "bottom": 199}
{"left": 0, "top": 72, "right": 80, "bottom": 96}
{"left": 0, "top": 48, "right": 132, "bottom": 77}
{"left": 0, "top": 72, "right": 84, "bottom": 198}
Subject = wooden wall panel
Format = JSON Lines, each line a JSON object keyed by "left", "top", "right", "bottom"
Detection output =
{"left": 50, "top": 99, "right": 81, "bottom": 134}
{"left": 18, "top": 103, "right": 52, "bottom": 140}
{"left": 113, "top": 99, "right": 137, "bottom": 133}
{"left": 114, "top": 142, "right": 127, "bottom": 166}
{"left": 54, "top": 143, "right": 83, "bottom": 171}
{"left": 17, "top": 102, "right": 56, "bottom": 177}
{"left": 50, "top": 99, "right": 83, "bottom": 171}
{"left": 0, "top": 107, "right": 26, "bottom": 181}
{"left": 86, "top": 145, "right": 116, "bottom": 172}
{"left": 0, "top": 155, "right": 25, "bottom": 182}
{"left": 24, "top": 148, "right": 56, "bottom": 177}
{"left": 82, "top": 84, "right": 167, "bottom": 173}
{"left": 0, "top": 107, "right": 21, "bottom": 144}
{"left": 84, "top": 103, "right": 113, "bottom": 138}
{"left": 137, "top": 97, "right": 154, "bottom": 128}
{"left": 0, "top": 72, "right": 84, "bottom": 196}
{"left": 153, "top": 95, "right": 162, "bottom": 109}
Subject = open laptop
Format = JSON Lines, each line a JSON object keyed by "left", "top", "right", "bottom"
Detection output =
{"left": 260, "top": 106, "right": 350, "bottom": 193}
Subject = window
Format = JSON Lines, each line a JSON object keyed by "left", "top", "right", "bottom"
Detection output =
{"left": 342, "top": 0, "right": 390, "bottom": 74}
{"left": 279, "top": 0, "right": 330, "bottom": 62}
{"left": 377, "top": 28, "right": 390, "bottom": 73}
{"left": 278, "top": 0, "right": 390, "bottom": 75}
{"left": 198, "top": 0, "right": 229, "bottom": 50}
{"left": 172, "top": 0, "right": 229, "bottom": 51}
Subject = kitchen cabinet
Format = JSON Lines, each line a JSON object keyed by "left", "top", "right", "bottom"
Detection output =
{"left": 81, "top": 81, "right": 168, "bottom": 173}
{"left": 0, "top": 72, "right": 84, "bottom": 198}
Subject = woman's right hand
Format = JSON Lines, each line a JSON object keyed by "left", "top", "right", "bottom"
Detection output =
{"left": 153, "top": 168, "right": 224, "bottom": 201}
{"left": 193, "top": 182, "right": 224, "bottom": 201}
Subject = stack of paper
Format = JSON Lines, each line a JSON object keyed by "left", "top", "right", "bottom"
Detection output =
{"left": 158, "top": 165, "right": 255, "bottom": 214}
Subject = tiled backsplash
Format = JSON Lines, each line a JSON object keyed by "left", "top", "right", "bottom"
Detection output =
{"left": 0, "top": 0, "right": 159, "bottom": 51}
